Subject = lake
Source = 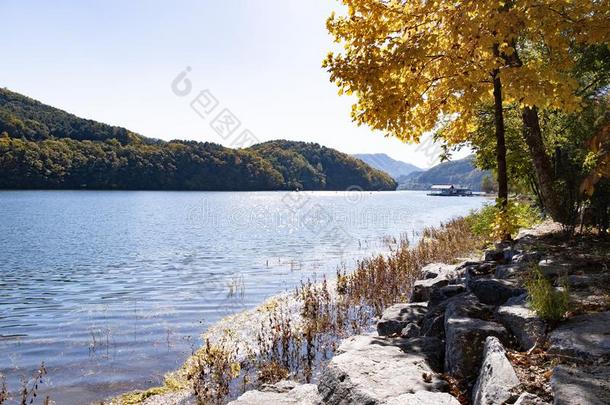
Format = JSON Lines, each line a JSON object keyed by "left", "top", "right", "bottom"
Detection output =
{"left": 0, "top": 190, "right": 488, "bottom": 404}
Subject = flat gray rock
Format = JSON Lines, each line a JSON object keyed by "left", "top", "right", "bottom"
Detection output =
{"left": 384, "top": 391, "right": 461, "bottom": 405}
{"left": 548, "top": 311, "right": 610, "bottom": 362}
{"left": 377, "top": 303, "right": 428, "bottom": 336}
{"left": 228, "top": 383, "right": 321, "bottom": 405}
{"left": 496, "top": 294, "right": 546, "bottom": 351}
{"left": 318, "top": 335, "right": 447, "bottom": 405}
{"left": 472, "top": 337, "right": 520, "bottom": 405}
{"left": 551, "top": 365, "right": 610, "bottom": 405}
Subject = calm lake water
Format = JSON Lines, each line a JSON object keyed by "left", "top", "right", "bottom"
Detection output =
{"left": 0, "top": 190, "right": 488, "bottom": 404}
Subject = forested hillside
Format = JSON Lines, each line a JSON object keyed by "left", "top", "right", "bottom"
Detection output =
{"left": 0, "top": 88, "right": 395, "bottom": 191}
{"left": 253, "top": 141, "right": 395, "bottom": 190}
{"left": 397, "top": 156, "right": 490, "bottom": 191}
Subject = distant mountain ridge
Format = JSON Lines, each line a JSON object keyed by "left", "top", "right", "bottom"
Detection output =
{"left": 353, "top": 153, "right": 421, "bottom": 179}
{"left": 397, "top": 156, "right": 490, "bottom": 191}
{"left": 0, "top": 88, "right": 396, "bottom": 191}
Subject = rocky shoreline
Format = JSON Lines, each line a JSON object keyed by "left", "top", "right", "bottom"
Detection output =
{"left": 141, "top": 222, "right": 610, "bottom": 404}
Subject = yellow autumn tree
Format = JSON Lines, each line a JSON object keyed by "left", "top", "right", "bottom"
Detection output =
{"left": 324, "top": 0, "right": 610, "bottom": 233}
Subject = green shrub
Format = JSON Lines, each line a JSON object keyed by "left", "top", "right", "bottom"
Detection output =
{"left": 467, "top": 201, "right": 541, "bottom": 242}
{"left": 525, "top": 265, "right": 569, "bottom": 323}
{"left": 467, "top": 203, "right": 497, "bottom": 238}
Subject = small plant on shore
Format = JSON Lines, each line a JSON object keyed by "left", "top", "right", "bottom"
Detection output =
{"left": 256, "top": 301, "right": 302, "bottom": 378}
{"left": 190, "top": 338, "right": 241, "bottom": 405}
{"left": 525, "top": 265, "right": 570, "bottom": 323}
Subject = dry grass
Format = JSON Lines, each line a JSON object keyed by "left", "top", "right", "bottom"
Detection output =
{"left": 340, "top": 218, "right": 483, "bottom": 317}
{"left": 257, "top": 362, "right": 289, "bottom": 385}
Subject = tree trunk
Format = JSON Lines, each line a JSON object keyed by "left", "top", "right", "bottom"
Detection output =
{"left": 521, "top": 106, "right": 567, "bottom": 222}
{"left": 492, "top": 70, "right": 509, "bottom": 208}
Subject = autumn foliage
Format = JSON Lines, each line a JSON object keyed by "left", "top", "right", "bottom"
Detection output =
{"left": 324, "top": 0, "right": 608, "bottom": 143}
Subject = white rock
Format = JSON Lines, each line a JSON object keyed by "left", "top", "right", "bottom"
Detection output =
{"left": 472, "top": 336, "right": 520, "bottom": 405}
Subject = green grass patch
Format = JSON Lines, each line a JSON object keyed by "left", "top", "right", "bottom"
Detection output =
{"left": 525, "top": 265, "right": 569, "bottom": 323}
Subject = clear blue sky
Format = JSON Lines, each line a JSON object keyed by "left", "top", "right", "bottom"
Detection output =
{"left": 1, "top": 0, "right": 469, "bottom": 168}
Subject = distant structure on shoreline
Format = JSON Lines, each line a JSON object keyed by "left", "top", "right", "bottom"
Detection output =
{"left": 427, "top": 184, "right": 473, "bottom": 197}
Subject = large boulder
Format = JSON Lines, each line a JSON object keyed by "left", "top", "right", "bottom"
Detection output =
{"left": 429, "top": 284, "right": 466, "bottom": 307}
{"left": 384, "top": 391, "right": 461, "bottom": 405}
{"left": 411, "top": 263, "right": 459, "bottom": 302}
{"left": 377, "top": 303, "right": 428, "bottom": 336}
{"left": 551, "top": 365, "right": 610, "bottom": 405}
{"left": 548, "top": 311, "right": 610, "bottom": 362}
{"left": 471, "top": 337, "right": 520, "bottom": 405}
{"left": 496, "top": 294, "right": 546, "bottom": 351}
{"left": 318, "top": 335, "right": 447, "bottom": 405}
{"left": 444, "top": 292, "right": 495, "bottom": 321}
{"left": 444, "top": 294, "right": 509, "bottom": 382}
{"left": 420, "top": 291, "right": 473, "bottom": 340}
{"left": 467, "top": 277, "right": 526, "bottom": 306}
{"left": 228, "top": 382, "right": 321, "bottom": 405}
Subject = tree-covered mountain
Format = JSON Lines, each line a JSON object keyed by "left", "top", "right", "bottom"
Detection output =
{"left": 397, "top": 156, "right": 490, "bottom": 191}
{"left": 0, "top": 88, "right": 396, "bottom": 191}
{"left": 0, "top": 88, "right": 142, "bottom": 144}
{"left": 352, "top": 153, "right": 421, "bottom": 179}
{"left": 254, "top": 142, "right": 396, "bottom": 190}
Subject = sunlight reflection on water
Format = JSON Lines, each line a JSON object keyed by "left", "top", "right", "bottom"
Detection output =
{"left": 0, "top": 190, "right": 488, "bottom": 404}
